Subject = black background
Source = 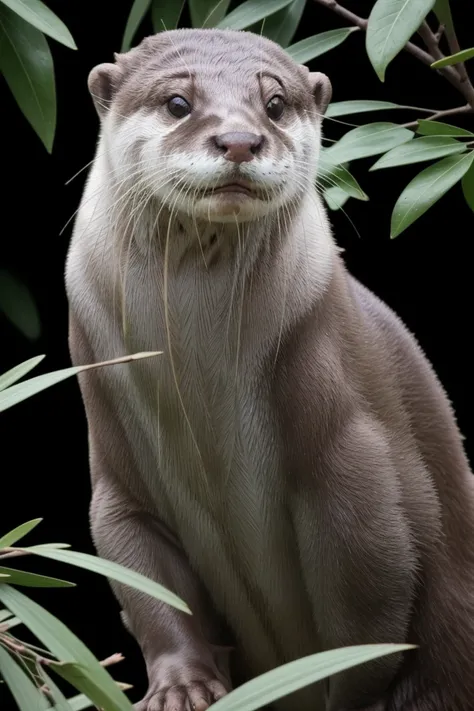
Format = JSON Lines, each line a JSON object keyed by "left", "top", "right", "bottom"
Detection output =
{"left": 1, "top": 0, "right": 473, "bottom": 706}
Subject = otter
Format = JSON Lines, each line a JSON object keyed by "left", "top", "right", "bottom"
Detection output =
{"left": 66, "top": 28, "right": 474, "bottom": 711}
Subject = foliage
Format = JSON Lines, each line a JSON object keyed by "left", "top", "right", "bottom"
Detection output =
{"left": 1, "top": 0, "right": 473, "bottom": 340}
{"left": 0, "top": 1, "right": 471, "bottom": 707}
{"left": 0, "top": 357, "right": 413, "bottom": 709}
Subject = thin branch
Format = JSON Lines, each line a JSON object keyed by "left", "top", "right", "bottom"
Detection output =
{"left": 0, "top": 549, "right": 30, "bottom": 561}
{"left": 418, "top": 21, "right": 474, "bottom": 110}
{"left": 403, "top": 103, "right": 472, "bottom": 129}
{"left": 312, "top": 0, "right": 474, "bottom": 112}
{"left": 443, "top": 20, "right": 470, "bottom": 84}
{"left": 312, "top": 0, "right": 434, "bottom": 65}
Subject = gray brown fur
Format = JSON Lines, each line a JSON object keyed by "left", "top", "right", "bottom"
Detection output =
{"left": 66, "top": 29, "right": 474, "bottom": 711}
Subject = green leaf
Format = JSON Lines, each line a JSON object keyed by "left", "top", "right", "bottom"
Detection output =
{"left": 433, "top": 0, "right": 454, "bottom": 33}
{"left": 0, "top": 351, "right": 161, "bottom": 413}
{"left": 366, "top": 0, "right": 435, "bottom": 81}
{"left": 24, "top": 547, "right": 191, "bottom": 614}
{"left": 324, "top": 122, "right": 414, "bottom": 165}
{"left": 286, "top": 28, "right": 356, "bottom": 64}
{"left": 151, "top": 0, "right": 185, "bottom": 32}
{"left": 431, "top": 47, "right": 474, "bottom": 68}
{"left": 0, "top": 609, "right": 13, "bottom": 621}
{"left": 39, "top": 668, "right": 74, "bottom": 711}
{"left": 1, "top": 615, "right": 22, "bottom": 629}
{"left": 0, "top": 9, "right": 56, "bottom": 153}
{"left": 250, "top": 0, "right": 305, "bottom": 48}
{"left": 217, "top": 0, "right": 293, "bottom": 31}
{"left": 62, "top": 694, "right": 95, "bottom": 711}
{"left": 0, "top": 269, "right": 40, "bottom": 342}
{"left": 326, "top": 100, "right": 401, "bottom": 118}
{"left": 0, "top": 0, "right": 75, "bottom": 49}
{"left": 0, "top": 645, "right": 49, "bottom": 710}
{"left": 461, "top": 159, "right": 474, "bottom": 213}
{"left": 0, "top": 518, "right": 42, "bottom": 548}
{"left": 121, "top": 0, "right": 152, "bottom": 52}
{"left": 0, "top": 566, "right": 75, "bottom": 588}
{"left": 319, "top": 161, "right": 368, "bottom": 201}
{"left": 30, "top": 543, "right": 71, "bottom": 549}
{"left": 391, "top": 151, "right": 474, "bottom": 237}
{"left": 49, "top": 662, "right": 132, "bottom": 711}
{"left": 189, "top": 0, "right": 231, "bottom": 28}
{"left": 0, "top": 355, "right": 45, "bottom": 392}
{"left": 0, "top": 585, "right": 134, "bottom": 711}
{"left": 416, "top": 119, "right": 474, "bottom": 137}
{"left": 211, "top": 644, "right": 414, "bottom": 711}
{"left": 323, "top": 185, "right": 350, "bottom": 211}
{"left": 370, "top": 136, "right": 467, "bottom": 170}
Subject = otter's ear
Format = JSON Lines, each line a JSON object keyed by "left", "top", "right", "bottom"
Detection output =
{"left": 308, "top": 72, "right": 332, "bottom": 116}
{"left": 88, "top": 62, "right": 122, "bottom": 118}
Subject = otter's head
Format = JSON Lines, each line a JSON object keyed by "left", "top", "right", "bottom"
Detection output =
{"left": 89, "top": 29, "right": 331, "bottom": 224}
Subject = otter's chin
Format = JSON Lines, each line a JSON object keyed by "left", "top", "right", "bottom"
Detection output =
{"left": 191, "top": 193, "right": 275, "bottom": 223}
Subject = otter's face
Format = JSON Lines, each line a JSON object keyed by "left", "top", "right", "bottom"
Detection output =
{"left": 90, "top": 29, "right": 331, "bottom": 223}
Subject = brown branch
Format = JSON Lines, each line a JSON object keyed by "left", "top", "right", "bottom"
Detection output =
{"left": 443, "top": 20, "right": 470, "bottom": 84}
{"left": 418, "top": 21, "right": 474, "bottom": 110}
{"left": 312, "top": 0, "right": 474, "bottom": 112}
{"left": 403, "top": 103, "right": 472, "bottom": 129}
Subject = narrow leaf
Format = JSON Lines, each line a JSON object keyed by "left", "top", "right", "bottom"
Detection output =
{"left": 0, "top": 566, "right": 75, "bottom": 588}
{"left": 39, "top": 668, "right": 74, "bottom": 711}
{"left": 323, "top": 186, "right": 350, "bottom": 211}
{"left": 211, "top": 644, "right": 414, "bottom": 711}
{"left": 286, "top": 28, "right": 356, "bottom": 65}
{"left": 24, "top": 547, "right": 191, "bottom": 614}
{"left": 250, "top": 0, "right": 305, "bottom": 48}
{"left": 217, "top": 0, "right": 293, "bottom": 31}
{"left": 319, "top": 162, "right": 368, "bottom": 201}
{"left": 1, "top": 0, "right": 75, "bottom": 49}
{"left": 0, "top": 519, "right": 42, "bottom": 548}
{"left": 433, "top": 0, "right": 454, "bottom": 33}
{"left": 50, "top": 662, "right": 133, "bottom": 711}
{"left": 324, "top": 122, "right": 414, "bottom": 165}
{"left": 0, "top": 645, "right": 49, "bottom": 710}
{"left": 1, "top": 615, "right": 23, "bottom": 629}
{"left": 391, "top": 151, "right": 474, "bottom": 237}
{"left": 462, "top": 159, "right": 474, "bottom": 213}
{"left": 0, "top": 9, "right": 56, "bottom": 153}
{"left": 416, "top": 119, "right": 474, "bottom": 137}
{"left": 121, "top": 0, "right": 152, "bottom": 52}
{"left": 0, "top": 351, "right": 161, "bottom": 413}
{"left": 0, "top": 355, "right": 45, "bottom": 392}
{"left": 370, "top": 136, "right": 467, "bottom": 170}
{"left": 151, "top": 0, "right": 185, "bottom": 32}
{"left": 431, "top": 47, "right": 474, "bottom": 68}
{"left": 366, "top": 0, "right": 435, "bottom": 81}
{"left": 189, "top": 0, "right": 231, "bottom": 28}
{"left": 0, "top": 609, "right": 13, "bottom": 621}
{"left": 62, "top": 694, "right": 95, "bottom": 711}
{"left": 326, "top": 100, "right": 401, "bottom": 118}
{"left": 0, "top": 586, "right": 134, "bottom": 711}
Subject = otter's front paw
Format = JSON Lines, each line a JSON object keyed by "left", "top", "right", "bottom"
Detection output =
{"left": 135, "top": 662, "right": 229, "bottom": 711}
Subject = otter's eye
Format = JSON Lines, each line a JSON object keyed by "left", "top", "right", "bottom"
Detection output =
{"left": 266, "top": 95, "right": 285, "bottom": 121}
{"left": 167, "top": 96, "right": 191, "bottom": 118}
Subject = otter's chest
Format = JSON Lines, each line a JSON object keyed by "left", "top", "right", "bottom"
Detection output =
{"left": 119, "top": 267, "right": 320, "bottom": 672}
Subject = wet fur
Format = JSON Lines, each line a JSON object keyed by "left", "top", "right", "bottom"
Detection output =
{"left": 66, "top": 29, "right": 474, "bottom": 711}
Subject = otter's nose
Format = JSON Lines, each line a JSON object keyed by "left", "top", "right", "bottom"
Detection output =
{"left": 214, "top": 132, "right": 264, "bottom": 163}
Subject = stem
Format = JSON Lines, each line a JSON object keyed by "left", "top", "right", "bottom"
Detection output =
{"left": 418, "top": 22, "right": 474, "bottom": 110}
{"left": 403, "top": 104, "right": 472, "bottom": 129}
{"left": 312, "top": 0, "right": 474, "bottom": 112}
{"left": 443, "top": 20, "right": 470, "bottom": 84}
{"left": 0, "top": 549, "right": 30, "bottom": 560}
